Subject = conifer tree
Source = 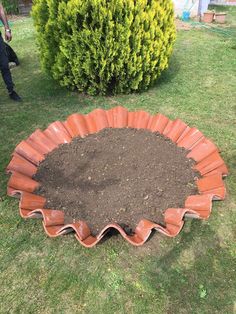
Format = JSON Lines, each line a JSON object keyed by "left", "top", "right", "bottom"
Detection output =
{"left": 32, "top": 0, "right": 176, "bottom": 95}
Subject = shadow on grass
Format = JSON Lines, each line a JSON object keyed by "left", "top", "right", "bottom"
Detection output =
{"left": 15, "top": 48, "right": 181, "bottom": 103}
{"left": 153, "top": 54, "right": 181, "bottom": 88}
{"left": 16, "top": 56, "right": 67, "bottom": 98}
{"left": 139, "top": 220, "right": 236, "bottom": 313}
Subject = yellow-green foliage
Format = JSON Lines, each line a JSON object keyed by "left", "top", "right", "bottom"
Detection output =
{"left": 32, "top": 0, "right": 176, "bottom": 95}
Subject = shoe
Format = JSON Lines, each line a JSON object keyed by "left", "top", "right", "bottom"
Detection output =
{"left": 9, "top": 90, "right": 22, "bottom": 102}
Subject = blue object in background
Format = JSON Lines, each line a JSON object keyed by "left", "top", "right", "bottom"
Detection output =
{"left": 182, "top": 0, "right": 196, "bottom": 21}
{"left": 182, "top": 10, "right": 191, "bottom": 21}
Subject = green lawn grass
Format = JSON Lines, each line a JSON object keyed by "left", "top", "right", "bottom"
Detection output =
{"left": 0, "top": 10, "right": 236, "bottom": 313}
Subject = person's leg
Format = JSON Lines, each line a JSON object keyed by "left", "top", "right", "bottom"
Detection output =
{"left": 0, "top": 33, "right": 21, "bottom": 101}
{"left": 0, "top": 33, "right": 14, "bottom": 93}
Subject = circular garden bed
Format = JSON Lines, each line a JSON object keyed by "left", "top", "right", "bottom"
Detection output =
{"left": 6, "top": 107, "right": 228, "bottom": 247}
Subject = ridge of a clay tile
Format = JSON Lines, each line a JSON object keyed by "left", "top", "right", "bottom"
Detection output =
{"left": 6, "top": 106, "right": 228, "bottom": 247}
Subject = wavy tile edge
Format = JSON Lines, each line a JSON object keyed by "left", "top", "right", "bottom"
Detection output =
{"left": 6, "top": 106, "right": 228, "bottom": 247}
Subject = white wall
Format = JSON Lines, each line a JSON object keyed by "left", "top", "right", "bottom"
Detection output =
{"left": 173, "top": 0, "right": 200, "bottom": 17}
{"left": 198, "top": 0, "right": 211, "bottom": 15}
{"left": 173, "top": 0, "right": 211, "bottom": 17}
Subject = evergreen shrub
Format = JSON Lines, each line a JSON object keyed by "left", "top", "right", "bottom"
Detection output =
{"left": 32, "top": 0, "right": 176, "bottom": 95}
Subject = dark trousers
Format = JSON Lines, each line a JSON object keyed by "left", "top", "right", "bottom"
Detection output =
{"left": 0, "top": 33, "right": 14, "bottom": 93}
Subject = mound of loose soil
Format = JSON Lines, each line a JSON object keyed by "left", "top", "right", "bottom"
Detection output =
{"left": 35, "top": 128, "right": 198, "bottom": 235}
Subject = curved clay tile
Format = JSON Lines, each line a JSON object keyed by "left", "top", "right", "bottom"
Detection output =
{"left": 165, "top": 119, "right": 188, "bottom": 142}
{"left": 8, "top": 171, "right": 40, "bottom": 193}
{"left": 7, "top": 153, "right": 37, "bottom": 177}
{"left": 187, "top": 138, "right": 217, "bottom": 162}
{"left": 6, "top": 106, "right": 228, "bottom": 247}
{"left": 194, "top": 151, "right": 228, "bottom": 177}
{"left": 134, "top": 110, "right": 151, "bottom": 129}
{"left": 44, "top": 121, "right": 72, "bottom": 145}
{"left": 177, "top": 127, "right": 204, "bottom": 149}
{"left": 147, "top": 113, "right": 169, "bottom": 133}
{"left": 66, "top": 114, "right": 89, "bottom": 137}
{"left": 15, "top": 141, "right": 45, "bottom": 165}
{"left": 27, "top": 129, "right": 58, "bottom": 154}
{"left": 90, "top": 108, "right": 109, "bottom": 132}
{"left": 110, "top": 106, "right": 128, "bottom": 128}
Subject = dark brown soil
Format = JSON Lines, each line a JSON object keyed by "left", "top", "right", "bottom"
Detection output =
{"left": 34, "top": 128, "right": 198, "bottom": 235}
